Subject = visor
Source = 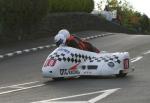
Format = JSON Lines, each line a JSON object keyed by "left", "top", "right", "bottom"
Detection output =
{"left": 56, "top": 39, "right": 63, "bottom": 46}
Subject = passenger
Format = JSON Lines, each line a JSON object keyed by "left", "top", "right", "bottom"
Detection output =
{"left": 54, "top": 29, "right": 100, "bottom": 53}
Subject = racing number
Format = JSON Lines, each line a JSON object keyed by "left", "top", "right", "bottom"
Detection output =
{"left": 60, "top": 69, "right": 68, "bottom": 75}
{"left": 44, "top": 59, "right": 56, "bottom": 67}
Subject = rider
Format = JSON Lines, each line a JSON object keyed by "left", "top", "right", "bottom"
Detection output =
{"left": 54, "top": 29, "right": 100, "bottom": 53}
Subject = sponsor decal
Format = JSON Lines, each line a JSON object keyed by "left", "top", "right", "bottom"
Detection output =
{"left": 58, "top": 48, "right": 70, "bottom": 54}
{"left": 44, "top": 59, "right": 56, "bottom": 67}
{"left": 82, "top": 65, "right": 86, "bottom": 70}
{"left": 69, "top": 63, "right": 80, "bottom": 71}
{"left": 83, "top": 71, "right": 92, "bottom": 75}
{"left": 87, "top": 65, "right": 98, "bottom": 70}
{"left": 60, "top": 64, "right": 80, "bottom": 75}
{"left": 108, "top": 62, "right": 115, "bottom": 68}
{"left": 60, "top": 69, "right": 80, "bottom": 75}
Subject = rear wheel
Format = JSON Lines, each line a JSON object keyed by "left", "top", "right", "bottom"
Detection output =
{"left": 116, "top": 70, "right": 127, "bottom": 78}
{"left": 52, "top": 77, "right": 64, "bottom": 81}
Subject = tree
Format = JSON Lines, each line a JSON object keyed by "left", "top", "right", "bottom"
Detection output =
{"left": 107, "top": 0, "right": 121, "bottom": 8}
{"left": 140, "top": 14, "right": 149, "bottom": 32}
{"left": 48, "top": 0, "right": 94, "bottom": 13}
{"left": 97, "top": 0, "right": 105, "bottom": 11}
{"left": 97, "top": 0, "right": 146, "bottom": 31}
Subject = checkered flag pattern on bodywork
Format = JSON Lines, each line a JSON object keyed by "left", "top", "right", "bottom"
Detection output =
{"left": 49, "top": 52, "right": 121, "bottom": 64}
{"left": 49, "top": 52, "right": 93, "bottom": 63}
{"left": 89, "top": 55, "right": 121, "bottom": 64}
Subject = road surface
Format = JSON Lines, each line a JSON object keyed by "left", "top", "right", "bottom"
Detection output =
{"left": 0, "top": 32, "right": 150, "bottom": 103}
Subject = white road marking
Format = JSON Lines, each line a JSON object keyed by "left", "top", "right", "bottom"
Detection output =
{"left": 23, "top": 49, "right": 30, "bottom": 52}
{"left": 0, "top": 33, "right": 113, "bottom": 60}
{"left": 5, "top": 53, "right": 14, "bottom": 57}
{"left": 32, "top": 48, "right": 38, "bottom": 51}
{"left": 0, "top": 81, "right": 39, "bottom": 89}
{"left": 143, "top": 50, "right": 150, "bottom": 55}
{"left": 45, "top": 45, "right": 51, "bottom": 48}
{"left": 32, "top": 88, "right": 120, "bottom": 103}
{"left": 131, "top": 56, "right": 143, "bottom": 63}
{"left": 51, "top": 44, "right": 56, "bottom": 47}
{"left": 88, "top": 88, "right": 119, "bottom": 103}
{"left": 15, "top": 51, "right": 22, "bottom": 54}
{"left": 0, "top": 55, "right": 4, "bottom": 58}
{"left": 45, "top": 101, "right": 86, "bottom": 103}
{"left": 38, "top": 46, "right": 44, "bottom": 49}
{"left": 0, "top": 84, "right": 45, "bottom": 95}
{"left": 86, "top": 37, "right": 90, "bottom": 39}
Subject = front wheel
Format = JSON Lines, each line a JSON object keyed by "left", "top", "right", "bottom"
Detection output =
{"left": 116, "top": 70, "right": 127, "bottom": 78}
{"left": 52, "top": 77, "right": 64, "bottom": 81}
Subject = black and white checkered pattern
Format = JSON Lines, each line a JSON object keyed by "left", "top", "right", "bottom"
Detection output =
{"left": 89, "top": 55, "right": 121, "bottom": 64}
{"left": 49, "top": 52, "right": 94, "bottom": 63}
{"left": 49, "top": 52, "right": 121, "bottom": 64}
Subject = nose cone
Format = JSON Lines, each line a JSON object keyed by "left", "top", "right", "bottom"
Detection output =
{"left": 42, "top": 67, "right": 52, "bottom": 78}
{"left": 42, "top": 67, "right": 57, "bottom": 78}
{"left": 42, "top": 58, "right": 58, "bottom": 78}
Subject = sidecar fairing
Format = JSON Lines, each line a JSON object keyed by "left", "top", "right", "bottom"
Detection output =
{"left": 42, "top": 46, "right": 130, "bottom": 79}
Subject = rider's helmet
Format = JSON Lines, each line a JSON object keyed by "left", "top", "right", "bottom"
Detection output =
{"left": 54, "top": 34, "right": 66, "bottom": 46}
{"left": 58, "top": 29, "right": 70, "bottom": 39}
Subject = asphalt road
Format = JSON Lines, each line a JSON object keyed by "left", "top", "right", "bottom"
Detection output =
{"left": 0, "top": 32, "right": 150, "bottom": 103}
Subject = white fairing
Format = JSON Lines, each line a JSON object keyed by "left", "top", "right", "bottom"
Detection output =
{"left": 42, "top": 46, "right": 130, "bottom": 78}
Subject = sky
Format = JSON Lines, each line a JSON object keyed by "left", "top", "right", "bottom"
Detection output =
{"left": 94, "top": 0, "right": 150, "bottom": 18}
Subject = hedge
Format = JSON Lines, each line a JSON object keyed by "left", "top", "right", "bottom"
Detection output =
{"left": 0, "top": 0, "right": 94, "bottom": 43}
{"left": 0, "top": 0, "right": 49, "bottom": 42}
{"left": 48, "top": 0, "right": 94, "bottom": 13}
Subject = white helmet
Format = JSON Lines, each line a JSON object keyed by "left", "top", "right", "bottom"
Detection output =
{"left": 54, "top": 34, "right": 66, "bottom": 46}
{"left": 58, "top": 29, "right": 70, "bottom": 39}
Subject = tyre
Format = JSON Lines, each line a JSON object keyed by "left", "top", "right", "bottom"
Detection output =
{"left": 52, "top": 77, "right": 64, "bottom": 81}
{"left": 116, "top": 70, "right": 127, "bottom": 78}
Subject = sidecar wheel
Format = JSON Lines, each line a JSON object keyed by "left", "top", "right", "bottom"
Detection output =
{"left": 116, "top": 70, "right": 127, "bottom": 78}
{"left": 52, "top": 77, "right": 64, "bottom": 81}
